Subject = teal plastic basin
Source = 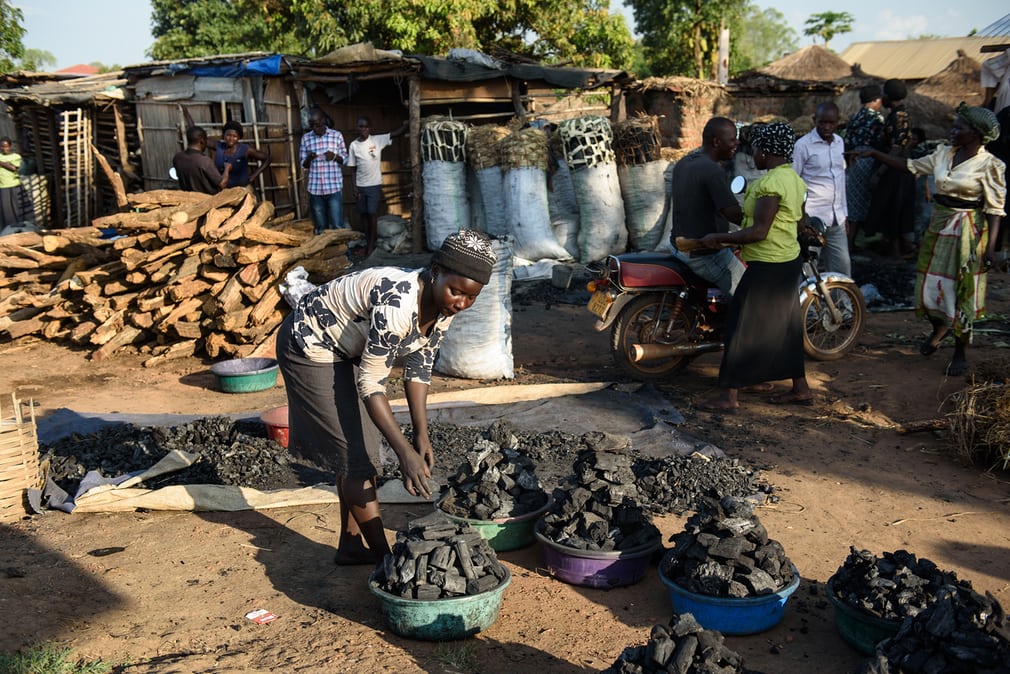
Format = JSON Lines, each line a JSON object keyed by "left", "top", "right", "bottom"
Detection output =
{"left": 435, "top": 493, "right": 552, "bottom": 552}
{"left": 368, "top": 567, "right": 511, "bottom": 641}
{"left": 210, "top": 358, "right": 279, "bottom": 393}
{"left": 660, "top": 550, "right": 800, "bottom": 635}
{"left": 826, "top": 575, "right": 901, "bottom": 655}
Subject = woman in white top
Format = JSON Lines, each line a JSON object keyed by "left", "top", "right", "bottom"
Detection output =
{"left": 276, "top": 229, "right": 497, "bottom": 564}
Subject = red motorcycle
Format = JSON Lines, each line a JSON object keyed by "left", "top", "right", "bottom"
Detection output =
{"left": 585, "top": 221, "right": 866, "bottom": 380}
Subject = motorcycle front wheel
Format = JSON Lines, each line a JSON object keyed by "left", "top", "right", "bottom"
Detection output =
{"left": 802, "top": 281, "right": 866, "bottom": 361}
{"left": 611, "top": 294, "right": 695, "bottom": 379}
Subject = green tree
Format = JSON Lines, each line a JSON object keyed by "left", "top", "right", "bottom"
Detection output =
{"left": 1, "top": 0, "right": 26, "bottom": 72}
{"left": 803, "top": 11, "right": 854, "bottom": 50}
{"left": 18, "top": 48, "right": 56, "bottom": 71}
{"left": 149, "top": 0, "right": 633, "bottom": 69}
{"left": 627, "top": 0, "right": 748, "bottom": 78}
{"left": 729, "top": 6, "right": 798, "bottom": 74}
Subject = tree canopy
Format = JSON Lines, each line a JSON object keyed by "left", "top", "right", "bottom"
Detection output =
{"left": 803, "top": 11, "right": 854, "bottom": 49}
{"left": 1, "top": 0, "right": 26, "bottom": 72}
{"left": 149, "top": 0, "right": 633, "bottom": 69}
{"left": 627, "top": 0, "right": 799, "bottom": 78}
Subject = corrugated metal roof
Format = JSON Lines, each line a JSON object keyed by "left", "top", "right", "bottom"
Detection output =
{"left": 839, "top": 37, "right": 1003, "bottom": 80}
{"left": 978, "top": 12, "right": 1010, "bottom": 37}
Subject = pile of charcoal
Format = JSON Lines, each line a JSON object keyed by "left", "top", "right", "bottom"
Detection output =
{"left": 604, "top": 613, "right": 765, "bottom": 674}
{"left": 539, "top": 449, "right": 660, "bottom": 552}
{"left": 436, "top": 439, "right": 548, "bottom": 520}
{"left": 632, "top": 454, "right": 775, "bottom": 515}
{"left": 373, "top": 512, "right": 509, "bottom": 600}
{"left": 859, "top": 584, "right": 1010, "bottom": 674}
{"left": 661, "top": 496, "right": 796, "bottom": 598}
{"left": 830, "top": 547, "right": 971, "bottom": 621}
{"left": 40, "top": 416, "right": 316, "bottom": 495}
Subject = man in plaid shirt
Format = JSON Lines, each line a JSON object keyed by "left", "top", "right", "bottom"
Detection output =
{"left": 300, "top": 108, "right": 348, "bottom": 234}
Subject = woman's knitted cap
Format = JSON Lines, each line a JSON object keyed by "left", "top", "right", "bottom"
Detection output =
{"left": 956, "top": 102, "right": 1000, "bottom": 144}
{"left": 433, "top": 229, "right": 497, "bottom": 285}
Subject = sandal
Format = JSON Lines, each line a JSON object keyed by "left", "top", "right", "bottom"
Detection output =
{"left": 920, "top": 329, "right": 951, "bottom": 356}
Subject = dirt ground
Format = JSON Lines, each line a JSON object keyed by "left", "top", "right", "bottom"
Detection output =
{"left": 2, "top": 258, "right": 1010, "bottom": 674}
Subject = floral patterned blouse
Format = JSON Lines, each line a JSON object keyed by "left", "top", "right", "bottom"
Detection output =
{"left": 844, "top": 106, "right": 885, "bottom": 152}
{"left": 881, "top": 104, "right": 912, "bottom": 154}
{"left": 907, "top": 146, "right": 1007, "bottom": 217}
{"left": 290, "top": 267, "right": 452, "bottom": 399}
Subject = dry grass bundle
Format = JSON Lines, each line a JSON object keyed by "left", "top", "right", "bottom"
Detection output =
{"left": 500, "top": 127, "right": 549, "bottom": 171}
{"left": 466, "top": 125, "right": 509, "bottom": 170}
{"left": 613, "top": 115, "right": 663, "bottom": 167}
{"left": 947, "top": 376, "right": 1010, "bottom": 469}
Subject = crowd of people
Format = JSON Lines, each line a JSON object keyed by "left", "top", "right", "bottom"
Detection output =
{"left": 672, "top": 84, "right": 1007, "bottom": 408}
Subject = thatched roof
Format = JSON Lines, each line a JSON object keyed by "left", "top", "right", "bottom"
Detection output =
{"left": 757, "top": 45, "right": 853, "bottom": 82}
{"left": 913, "top": 51, "right": 984, "bottom": 108}
{"left": 835, "top": 80, "right": 956, "bottom": 142}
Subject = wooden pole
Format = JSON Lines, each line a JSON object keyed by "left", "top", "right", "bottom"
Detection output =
{"left": 409, "top": 75, "right": 422, "bottom": 252}
{"left": 250, "top": 104, "right": 267, "bottom": 202}
{"left": 286, "top": 94, "right": 302, "bottom": 220}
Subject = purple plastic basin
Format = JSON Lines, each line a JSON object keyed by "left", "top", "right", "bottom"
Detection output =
{"left": 534, "top": 519, "right": 660, "bottom": 589}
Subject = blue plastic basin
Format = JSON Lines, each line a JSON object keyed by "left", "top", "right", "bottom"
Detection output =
{"left": 659, "top": 550, "right": 800, "bottom": 635}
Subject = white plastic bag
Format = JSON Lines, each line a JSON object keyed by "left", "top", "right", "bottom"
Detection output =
{"left": 279, "top": 266, "right": 318, "bottom": 308}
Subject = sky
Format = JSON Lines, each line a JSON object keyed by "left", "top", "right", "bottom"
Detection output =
{"left": 14, "top": 0, "right": 1009, "bottom": 71}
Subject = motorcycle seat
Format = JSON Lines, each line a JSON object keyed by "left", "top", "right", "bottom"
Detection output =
{"left": 610, "top": 252, "right": 714, "bottom": 290}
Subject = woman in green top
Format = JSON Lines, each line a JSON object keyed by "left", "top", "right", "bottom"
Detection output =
{"left": 0, "top": 137, "right": 27, "bottom": 230}
{"left": 697, "top": 122, "right": 813, "bottom": 412}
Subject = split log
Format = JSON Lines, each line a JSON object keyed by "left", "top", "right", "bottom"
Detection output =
{"left": 219, "top": 200, "right": 274, "bottom": 242}
{"left": 242, "top": 225, "right": 308, "bottom": 247}
{"left": 167, "top": 214, "right": 199, "bottom": 240}
{"left": 171, "top": 321, "right": 203, "bottom": 340}
{"left": 90, "top": 326, "right": 144, "bottom": 362}
{"left": 128, "top": 190, "right": 207, "bottom": 207}
{"left": 69, "top": 320, "right": 98, "bottom": 344}
{"left": 267, "top": 229, "right": 358, "bottom": 275}
{"left": 233, "top": 244, "right": 275, "bottom": 265}
{"left": 249, "top": 286, "right": 283, "bottom": 326}
{"left": 1, "top": 315, "right": 46, "bottom": 339}
{"left": 143, "top": 339, "right": 198, "bottom": 368}
{"left": 199, "top": 265, "right": 231, "bottom": 283}
{"left": 91, "top": 143, "right": 129, "bottom": 209}
{"left": 0, "top": 231, "right": 44, "bottom": 247}
{"left": 204, "top": 192, "right": 255, "bottom": 241}
{"left": 90, "top": 311, "right": 126, "bottom": 346}
{"left": 241, "top": 277, "right": 273, "bottom": 304}
{"left": 167, "top": 278, "right": 211, "bottom": 303}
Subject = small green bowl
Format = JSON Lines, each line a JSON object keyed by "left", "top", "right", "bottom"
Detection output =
{"left": 826, "top": 575, "right": 901, "bottom": 655}
{"left": 210, "top": 358, "right": 279, "bottom": 393}
{"left": 435, "top": 493, "right": 552, "bottom": 552}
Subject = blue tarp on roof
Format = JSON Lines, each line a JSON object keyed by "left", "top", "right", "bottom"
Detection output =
{"left": 176, "top": 54, "right": 284, "bottom": 78}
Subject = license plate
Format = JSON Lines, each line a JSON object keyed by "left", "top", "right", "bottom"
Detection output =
{"left": 588, "top": 291, "right": 611, "bottom": 319}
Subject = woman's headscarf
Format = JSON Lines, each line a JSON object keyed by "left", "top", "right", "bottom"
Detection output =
{"left": 750, "top": 122, "right": 796, "bottom": 161}
{"left": 956, "top": 103, "right": 1000, "bottom": 144}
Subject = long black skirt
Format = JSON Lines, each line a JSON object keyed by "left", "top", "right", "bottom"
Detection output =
{"left": 718, "top": 257, "right": 805, "bottom": 389}
{"left": 275, "top": 314, "right": 382, "bottom": 480}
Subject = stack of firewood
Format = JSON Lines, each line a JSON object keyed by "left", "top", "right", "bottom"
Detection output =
{"left": 0, "top": 187, "right": 358, "bottom": 365}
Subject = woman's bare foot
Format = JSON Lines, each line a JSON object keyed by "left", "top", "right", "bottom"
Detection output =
{"left": 334, "top": 534, "right": 379, "bottom": 565}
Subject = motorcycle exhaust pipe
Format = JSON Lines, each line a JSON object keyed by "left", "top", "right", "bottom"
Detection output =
{"left": 629, "top": 341, "right": 722, "bottom": 362}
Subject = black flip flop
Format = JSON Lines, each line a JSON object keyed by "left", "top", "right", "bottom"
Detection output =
{"left": 920, "top": 329, "right": 951, "bottom": 356}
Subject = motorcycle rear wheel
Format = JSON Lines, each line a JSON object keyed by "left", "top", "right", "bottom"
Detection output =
{"left": 611, "top": 294, "right": 695, "bottom": 379}
{"left": 802, "top": 281, "right": 866, "bottom": 361}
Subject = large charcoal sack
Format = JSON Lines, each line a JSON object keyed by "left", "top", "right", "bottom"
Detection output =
{"left": 560, "top": 116, "right": 626, "bottom": 262}
{"left": 422, "top": 120, "right": 469, "bottom": 249}
{"left": 500, "top": 128, "right": 571, "bottom": 261}
{"left": 467, "top": 125, "right": 510, "bottom": 237}
{"left": 548, "top": 159, "right": 579, "bottom": 221}
{"left": 654, "top": 161, "right": 677, "bottom": 252}
{"left": 435, "top": 238, "right": 515, "bottom": 380}
{"left": 619, "top": 160, "right": 668, "bottom": 251}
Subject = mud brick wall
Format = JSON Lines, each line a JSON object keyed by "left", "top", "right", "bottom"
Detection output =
{"left": 624, "top": 88, "right": 732, "bottom": 150}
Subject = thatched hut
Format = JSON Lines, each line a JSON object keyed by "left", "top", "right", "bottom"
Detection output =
{"left": 623, "top": 76, "right": 731, "bottom": 151}
{"left": 913, "top": 50, "right": 985, "bottom": 109}
{"left": 728, "top": 46, "right": 848, "bottom": 122}
{"left": 756, "top": 45, "right": 853, "bottom": 82}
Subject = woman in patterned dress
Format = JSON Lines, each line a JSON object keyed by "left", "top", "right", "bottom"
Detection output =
{"left": 276, "top": 230, "right": 497, "bottom": 564}
{"left": 844, "top": 84, "right": 884, "bottom": 247}
{"left": 863, "top": 105, "right": 1006, "bottom": 376}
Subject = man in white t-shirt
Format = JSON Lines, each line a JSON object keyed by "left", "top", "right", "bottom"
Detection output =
{"left": 345, "top": 117, "right": 407, "bottom": 254}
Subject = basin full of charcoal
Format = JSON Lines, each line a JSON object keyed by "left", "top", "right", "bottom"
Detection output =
{"left": 827, "top": 547, "right": 973, "bottom": 655}
{"left": 603, "top": 613, "right": 767, "bottom": 674}
{"left": 369, "top": 511, "right": 511, "bottom": 640}
{"left": 659, "top": 496, "right": 798, "bottom": 634}
{"left": 859, "top": 583, "right": 1010, "bottom": 674}
{"left": 435, "top": 439, "right": 551, "bottom": 551}
{"left": 536, "top": 449, "right": 661, "bottom": 588}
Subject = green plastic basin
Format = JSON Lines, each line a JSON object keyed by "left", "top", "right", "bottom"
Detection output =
{"left": 368, "top": 567, "right": 511, "bottom": 641}
{"left": 435, "top": 493, "right": 552, "bottom": 551}
{"left": 210, "top": 358, "right": 279, "bottom": 393}
{"left": 826, "top": 575, "right": 901, "bottom": 655}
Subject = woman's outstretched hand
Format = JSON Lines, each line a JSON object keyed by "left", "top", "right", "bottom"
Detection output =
{"left": 399, "top": 450, "right": 432, "bottom": 499}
